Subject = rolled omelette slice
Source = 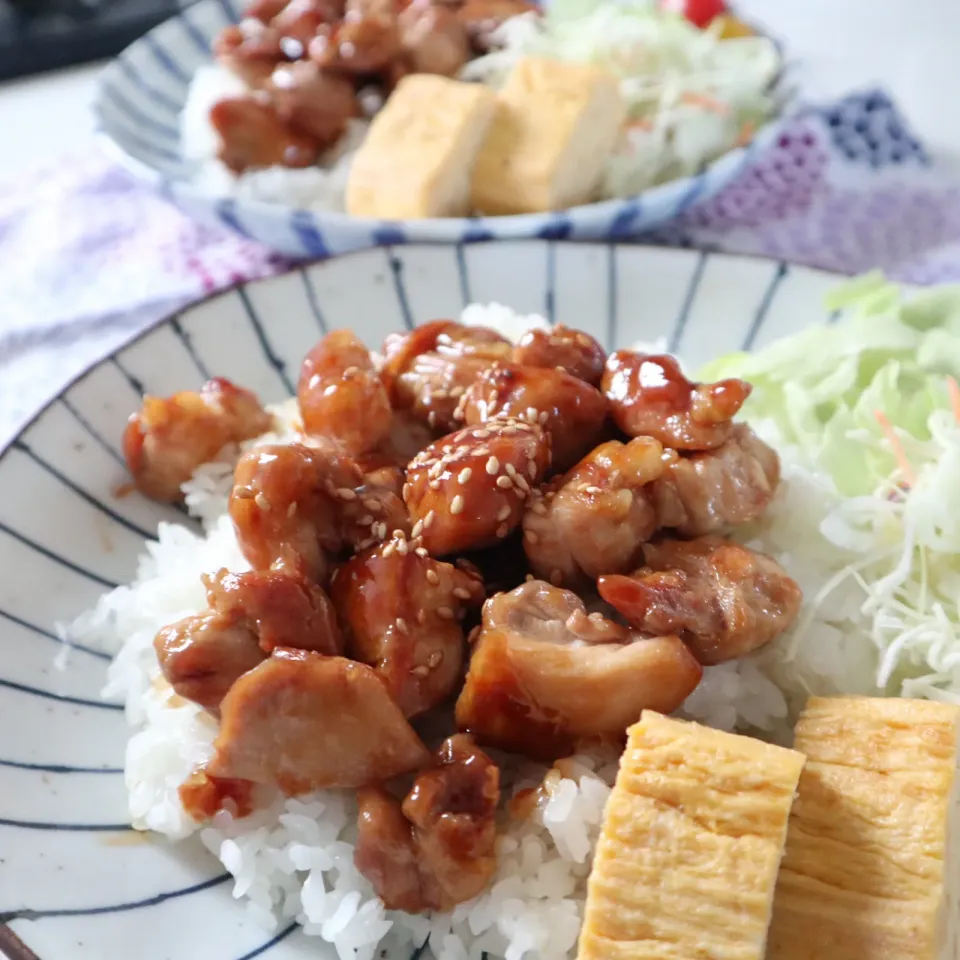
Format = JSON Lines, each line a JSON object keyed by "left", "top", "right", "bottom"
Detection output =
{"left": 578, "top": 711, "right": 805, "bottom": 960}
{"left": 767, "top": 696, "right": 960, "bottom": 960}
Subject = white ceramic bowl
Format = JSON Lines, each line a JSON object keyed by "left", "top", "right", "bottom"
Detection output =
{"left": 0, "top": 241, "right": 840, "bottom": 960}
{"left": 93, "top": 0, "right": 786, "bottom": 257}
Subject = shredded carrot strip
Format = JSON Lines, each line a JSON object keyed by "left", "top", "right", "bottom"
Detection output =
{"left": 875, "top": 410, "right": 917, "bottom": 487}
{"left": 947, "top": 375, "right": 960, "bottom": 423}
{"left": 625, "top": 118, "right": 654, "bottom": 132}
{"left": 679, "top": 91, "right": 731, "bottom": 115}
{"left": 734, "top": 120, "right": 755, "bottom": 147}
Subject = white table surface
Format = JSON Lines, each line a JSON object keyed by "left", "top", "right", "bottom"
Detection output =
{"left": 2, "top": 0, "right": 960, "bottom": 181}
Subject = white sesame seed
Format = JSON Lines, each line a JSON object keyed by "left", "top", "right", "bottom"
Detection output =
{"left": 286, "top": 501, "right": 297, "bottom": 518}
{"left": 429, "top": 479, "right": 441, "bottom": 490}
{"left": 376, "top": 522, "right": 387, "bottom": 539}
{"left": 453, "top": 587, "right": 472, "bottom": 600}
{"left": 525, "top": 406, "right": 537, "bottom": 421}
{"left": 382, "top": 542, "right": 396, "bottom": 558}
{"left": 411, "top": 665, "right": 429, "bottom": 677}
{"left": 417, "top": 609, "right": 427, "bottom": 624}
{"left": 589, "top": 612, "right": 605, "bottom": 621}
{"left": 432, "top": 389, "right": 449, "bottom": 399}
{"left": 402, "top": 483, "right": 411, "bottom": 501}
{"left": 337, "top": 487, "right": 358, "bottom": 501}
{"left": 427, "top": 651, "right": 443, "bottom": 667}
{"left": 525, "top": 573, "right": 535, "bottom": 582}
{"left": 425, "top": 569, "right": 439, "bottom": 585}
{"left": 428, "top": 411, "right": 437, "bottom": 428}
{"left": 473, "top": 446, "right": 490, "bottom": 457}
{"left": 450, "top": 386, "right": 464, "bottom": 398}
{"left": 342, "top": 365, "right": 360, "bottom": 377}
{"left": 496, "top": 475, "right": 512, "bottom": 489}
{"left": 485, "top": 456, "right": 500, "bottom": 475}
{"left": 458, "top": 467, "right": 473, "bottom": 485}
{"left": 359, "top": 514, "right": 374, "bottom": 526}
{"left": 437, "top": 606, "right": 454, "bottom": 620}
{"left": 392, "top": 528, "right": 406, "bottom": 539}
{"left": 587, "top": 485, "right": 602, "bottom": 495}
{"left": 396, "top": 538, "right": 408, "bottom": 555}
{"left": 396, "top": 617, "right": 409, "bottom": 634}
{"left": 532, "top": 501, "right": 548, "bottom": 516}
{"left": 425, "top": 510, "right": 435, "bottom": 528}
{"left": 255, "top": 492, "right": 271, "bottom": 511}
{"left": 411, "top": 519, "right": 424, "bottom": 538}
{"left": 473, "top": 429, "right": 491, "bottom": 440}
{"left": 524, "top": 530, "right": 540, "bottom": 544}
{"left": 450, "top": 495, "right": 464, "bottom": 515}
{"left": 442, "top": 445, "right": 453, "bottom": 454}
{"left": 515, "top": 475, "right": 531, "bottom": 494}
{"left": 538, "top": 411, "right": 549, "bottom": 425}
{"left": 330, "top": 568, "right": 339, "bottom": 583}
{"left": 496, "top": 505, "right": 511, "bottom": 521}
{"left": 415, "top": 547, "right": 428, "bottom": 558}
{"left": 496, "top": 523, "right": 509, "bottom": 538}
{"left": 363, "top": 498, "right": 381, "bottom": 512}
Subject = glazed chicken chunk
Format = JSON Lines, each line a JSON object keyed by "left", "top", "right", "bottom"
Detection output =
{"left": 206, "top": 649, "right": 430, "bottom": 794}
{"left": 297, "top": 329, "right": 392, "bottom": 455}
{"left": 455, "top": 581, "right": 702, "bottom": 759}
{"left": 650, "top": 423, "right": 781, "bottom": 538}
{"left": 602, "top": 351, "right": 752, "bottom": 451}
{"left": 405, "top": 417, "right": 550, "bottom": 555}
{"left": 154, "top": 568, "right": 342, "bottom": 711}
{"left": 330, "top": 536, "right": 485, "bottom": 716}
{"left": 381, "top": 321, "right": 513, "bottom": 433}
{"left": 230, "top": 442, "right": 409, "bottom": 583}
{"left": 599, "top": 537, "right": 802, "bottom": 665}
{"left": 522, "top": 436, "right": 670, "bottom": 589}
{"left": 459, "top": 362, "right": 608, "bottom": 472}
{"left": 355, "top": 735, "right": 500, "bottom": 913}
{"left": 511, "top": 324, "right": 607, "bottom": 386}
{"left": 123, "top": 377, "right": 271, "bottom": 502}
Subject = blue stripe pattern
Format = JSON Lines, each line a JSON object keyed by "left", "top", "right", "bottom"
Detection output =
{"left": 668, "top": 250, "right": 709, "bottom": 353}
{"left": 0, "top": 677, "right": 122, "bottom": 711}
{"left": 0, "top": 874, "right": 232, "bottom": 923}
{"left": 0, "top": 758, "right": 123, "bottom": 774}
{"left": 386, "top": 250, "right": 414, "bottom": 331}
{"left": 11, "top": 441, "right": 158, "bottom": 542}
{"left": 0, "top": 521, "right": 120, "bottom": 589}
{"left": 236, "top": 288, "right": 296, "bottom": 395}
{"left": 300, "top": 269, "right": 328, "bottom": 333}
{"left": 742, "top": 262, "right": 788, "bottom": 350}
{"left": 0, "top": 608, "right": 111, "bottom": 662}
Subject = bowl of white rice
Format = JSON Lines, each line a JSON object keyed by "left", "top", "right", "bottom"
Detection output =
{"left": 93, "top": 0, "right": 788, "bottom": 257}
{"left": 5, "top": 241, "right": 958, "bottom": 960}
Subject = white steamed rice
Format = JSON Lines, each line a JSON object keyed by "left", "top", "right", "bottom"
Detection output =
{"left": 71, "top": 302, "right": 870, "bottom": 959}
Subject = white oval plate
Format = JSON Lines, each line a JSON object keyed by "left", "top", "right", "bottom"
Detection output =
{"left": 0, "top": 242, "right": 839, "bottom": 960}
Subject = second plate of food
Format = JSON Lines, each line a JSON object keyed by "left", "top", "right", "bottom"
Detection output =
{"left": 95, "top": 0, "right": 786, "bottom": 255}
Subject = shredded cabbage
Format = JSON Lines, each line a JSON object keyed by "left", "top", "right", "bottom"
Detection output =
{"left": 702, "top": 274, "right": 960, "bottom": 704}
{"left": 458, "top": 0, "right": 782, "bottom": 198}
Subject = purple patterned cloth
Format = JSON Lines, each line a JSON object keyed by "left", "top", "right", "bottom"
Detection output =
{"left": 2, "top": 87, "right": 959, "bottom": 443}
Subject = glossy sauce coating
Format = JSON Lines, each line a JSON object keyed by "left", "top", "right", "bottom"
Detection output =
{"left": 602, "top": 351, "right": 751, "bottom": 451}
{"left": 382, "top": 321, "right": 513, "bottom": 433}
{"left": 460, "top": 362, "right": 609, "bottom": 472}
{"left": 330, "top": 536, "right": 484, "bottom": 715}
{"left": 298, "top": 329, "right": 393, "bottom": 455}
{"left": 123, "top": 377, "right": 271, "bottom": 502}
{"left": 522, "top": 436, "right": 671, "bottom": 589}
{"left": 354, "top": 734, "right": 499, "bottom": 912}
{"left": 405, "top": 417, "right": 550, "bottom": 555}
{"left": 512, "top": 324, "right": 607, "bottom": 386}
